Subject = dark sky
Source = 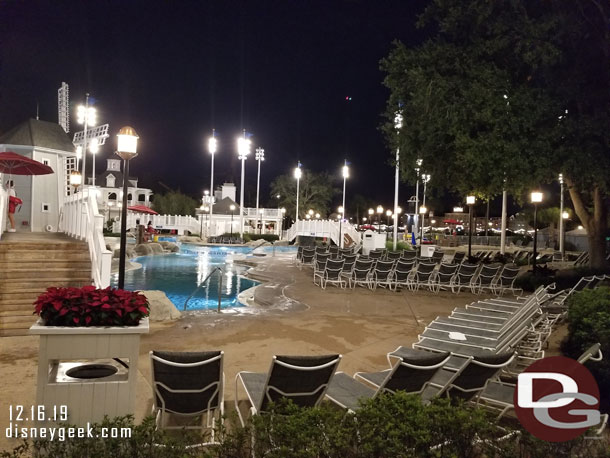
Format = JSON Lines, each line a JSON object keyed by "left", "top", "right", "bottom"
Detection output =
{"left": 0, "top": 0, "right": 428, "bottom": 210}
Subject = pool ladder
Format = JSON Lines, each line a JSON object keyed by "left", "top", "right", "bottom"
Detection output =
{"left": 183, "top": 267, "right": 224, "bottom": 312}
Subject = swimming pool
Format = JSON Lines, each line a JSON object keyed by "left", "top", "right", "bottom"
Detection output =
{"left": 115, "top": 244, "right": 269, "bottom": 311}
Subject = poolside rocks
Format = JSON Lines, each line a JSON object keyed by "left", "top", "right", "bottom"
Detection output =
{"left": 134, "top": 244, "right": 154, "bottom": 256}
{"left": 148, "top": 243, "right": 165, "bottom": 254}
{"left": 159, "top": 241, "right": 180, "bottom": 252}
{"left": 179, "top": 235, "right": 204, "bottom": 244}
{"left": 112, "top": 246, "right": 136, "bottom": 259}
{"left": 141, "top": 290, "right": 181, "bottom": 321}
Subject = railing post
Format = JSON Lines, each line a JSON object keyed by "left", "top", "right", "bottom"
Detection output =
{"left": 217, "top": 269, "right": 222, "bottom": 313}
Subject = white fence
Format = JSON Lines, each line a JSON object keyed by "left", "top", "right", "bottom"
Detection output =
{"left": 286, "top": 219, "right": 361, "bottom": 247}
{"left": 0, "top": 186, "right": 7, "bottom": 240}
{"left": 60, "top": 188, "right": 112, "bottom": 288}
{"left": 113, "top": 214, "right": 201, "bottom": 235}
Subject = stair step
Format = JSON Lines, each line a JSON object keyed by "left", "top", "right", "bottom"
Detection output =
{"left": 0, "top": 279, "right": 93, "bottom": 292}
{"left": 0, "top": 242, "right": 88, "bottom": 252}
{"left": 0, "top": 314, "right": 37, "bottom": 323}
{"left": 0, "top": 319, "right": 37, "bottom": 330}
{"left": 0, "top": 290, "right": 55, "bottom": 300}
{"left": 0, "top": 267, "right": 91, "bottom": 280}
{"left": 0, "top": 303, "right": 37, "bottom": 315}
{"left": 0, "top": 328, "right": 32, "bottom": 337}
{"left": 0, "top": 250, "right": 90, "bottom": 261}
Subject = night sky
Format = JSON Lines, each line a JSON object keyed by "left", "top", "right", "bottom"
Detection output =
{"left": 1, "top": 0, "right": 429, "bottom": 210}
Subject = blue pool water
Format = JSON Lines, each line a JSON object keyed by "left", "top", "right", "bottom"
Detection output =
{"left": 116, "top": 244, "right": 266, "bottom": 311}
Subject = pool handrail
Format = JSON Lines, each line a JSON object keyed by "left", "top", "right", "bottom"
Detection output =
{"left": 184, "top": 267, "right": 224, "bottom": 312}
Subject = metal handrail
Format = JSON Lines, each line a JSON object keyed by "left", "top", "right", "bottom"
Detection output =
{"left": 183, "top": 267, "right": 224, "bottom": 312}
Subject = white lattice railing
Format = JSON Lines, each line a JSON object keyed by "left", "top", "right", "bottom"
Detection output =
{"left": 113, "top": 214, "right": 202, "bottom": 235}
{"left": 60, "top": 188, "right": 112, "bottom": 288}
{"left": 0, "top": 185, "right": 7, "bottom": 240}
{"left": 285, "top": 220, "right": 361, "bottom": 247}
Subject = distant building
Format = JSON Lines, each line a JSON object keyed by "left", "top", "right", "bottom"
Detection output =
{"left": 89, "top": 158, "right": 153, "bottom": 223}
{"left": 0, "top": 118, "right": 78, "bottom": 232}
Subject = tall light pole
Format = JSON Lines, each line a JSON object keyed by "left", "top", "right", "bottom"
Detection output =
{"left": 208, "top": 130, "right": 217, "bottom": 236}
{"left": 341, "top": 161, "right": 349, "bottom": 247}
{"left": 237, "top": 130, "right": 251, "bottom": 241}
{"left": 116, "top": 126, "right": 139, "bottom": 289}
{"left": 280, "top": 207, "right": 286, "bottom": 233}
{"left": 376, "top": 205, "right": 383, "bottom": 234}
{"left": 76, "top": 96, "right": 97, "bottom": 184}
{"left": 393, "top": 112, "right": 402, "bottom": 250}
{"left": 338, "top": 206, "right": 344, "bottom": 248}
{"left": 294, "top": 162, "right": 302, "bottom": 223}
{"left": 558, "top": 173, "right": 565, "bottom": 260}
{"left": 419, "top": 206, "right": 427, "bottom": 243}
{"left": 531, "top": 191, "right": 543, "bottom": 273}
{"left": 230, "top": 204, "right": 236, "bottom": 239}
{"left": 255, "top": 147, "right": 265, "bottom": 235}
{"left": 414, "top": 158, "right": 422, "bottom": 244}
{"left": 466, "top": 195, "right": 476, "bottom": 259}
{"left": 89, "top": 139, "right": 100, "bottom": 187}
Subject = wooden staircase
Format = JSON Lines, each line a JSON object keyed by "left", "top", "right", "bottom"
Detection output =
{"left": 0, "top": 233, "right": 92, "bottom": 337}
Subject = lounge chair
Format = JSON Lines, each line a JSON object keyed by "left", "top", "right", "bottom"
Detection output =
{"left": 299, "top": 248, "right": 315, "bottom": 270}
{"left": 430, "top": 262, "right": 459, "bottom": 293}
{"left": 339, "top": 254, "right": 358, "bottom": 283}
{"left": 386, "top": 251, "right": 402, "bottom": 261}
{"left": 407, "top": 262, "right": 437, "bottom": 291}
{"left": 401, "top": 250, "right": 417, "bottom": 261}
{"left": 313, "top": 257, "right": 329, "bottom": 286}
{"left": 451, "top": 263, "right": 479, "bottom": 293}
{"left": 350, "top": 259, "right": 374, "bottom": 289}
{"left": 391, "top": 259, "right": 416, "bottom": 291}
{"left": 150, "top": 350, "right": 224, "bottom": 436}
{"left": 432, "top": 250, "right": 444, "bottom": 264}
{"left": 369, "top": 250, "right": 383, "bottom": 261}
{"left": 451, "top": 251, "right": 465, "bottom": 264}
{"left": 472, "top": 263, "right": 502, "bottom": 294}
{"left": 491, "top": 264, "right": 521, "bottom": 296}
{"left": 371, "top": 260, "right": 395, "bottom": 290}
{"left": 321, "top": 259, "right": 346, "bottom": 289}
{"left": 329, "top": 245, "right": 339, "bottom": 258}
{"left": 325, "top": 349, "right": 451, "bottom": 411}
{"left": 338, "top": 247, "right": 353, "bottom": 257}
{"left": 234, "top": 354, "right": 341, "bottom": 426}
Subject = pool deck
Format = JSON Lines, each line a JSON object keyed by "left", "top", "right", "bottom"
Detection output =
{"left": 0, "top": 251, "right": 564, "bottom": 450}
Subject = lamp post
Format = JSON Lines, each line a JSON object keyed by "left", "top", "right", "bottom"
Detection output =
{"left": 414, "top": 158, "right": 422, "bottom": 243}
{"left": 259, "top": 209, "right": 264, "bottom": 234}
{"left": 393, "top": 112, "right": 402, "bottom": 250}
{"left": 466, "top": 195, "right": 476, "bottom": 259}
{"left": 386, "top": 209, "right": 392, "bottom": 227}
{"left": 230, "top": 204, "right": 236, "bottom": 238}
{"left": 89, "top": 139, "right": 100, "bottom": 187}
{"left": 76, "top": 95, "right": 97, "bottom": 184}
{"left": 208, "top": 130, "right": 217, "bottom": 236}
{"left": 294, "top": 162, "right": 302, "bottom": 223}
{"left": 255, "top": 147, "right": 265, "bottom": 235}
{"left": 419, "top": 206, "right": 427, "bottom": 242}
{"left": 558, "top": 173, "right": 565, "bottom": 260}
{"left": 70, "top": 170, "right": 82, "bottom": 192}
{"left": 116, "top": 126, "right": 139, "bottom": 289}
{"left": 341, "top": 161, "right": 349, "bottom": 247}
{"left": 531, "top": 191, "right": 543, "bottom": 273}
{"left": 376, "top": 205, "right": 383, "bottom": 233}
{"left": 199, "top": 205, "right": 209, "bottom": 237}
{"left": 338, "top": 206, "right": 344, "bottom": 248}
{"left": 237, "top": 130, "right": 250, "bottom": 241}
{"left": 395, "top": 207, "right": 402, "bottom": 238}
{"left": 280, "top": 207, "right": 286, "bottom": 233}
{"left": 368, "top": 208, "right": 374, "bottom": 229}
{"left": 421, "top": 174, "right": 430, "bottom": 243}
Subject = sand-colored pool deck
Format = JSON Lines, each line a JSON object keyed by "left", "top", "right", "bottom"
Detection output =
{"left": 0, "top": 252, "right": 547, "bottom": 450}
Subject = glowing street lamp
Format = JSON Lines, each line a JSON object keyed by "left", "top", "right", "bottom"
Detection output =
{"left": 116, "top": 126, "right": 139, "bottom": 289}
{"left": 208, "top": 130, "right": 217, "bottom": 235}
{"left": 393, "top": 111, "right": 402, "bottom": 250}
{"left": 466, "top": 195, "right": 476, "bottom": 259}
{"left": 294, "top": 162, "right": 302, "bottom": 222}
{"left": 76, "top": 95, "right": 97, "bottom": 183}
{"left": 315, "top": 213, "right": 320, "bottom": 219}
{"left": 70, "top": 170, "right": 82, "bottom": 191}
{"left": 255, "top": 147, "right": 265, "bottom": 235}
{"left": 280, "top": 207, "right": 286, "bottom": 232}
{"left": 341, "top": 161, "right": 349, "bottom": 245}
{"left": 531, "top": 191, "right": 543, "bottom": 274}
{"left": 237, "top": 130, "right": 251, "bottom": 241}
{"left": 368, "top": 208, "right": 374, "bottom": 227}
{"left": 419, "top": 206, "right": 427, "bottom": 242}
{"left": 88, "top": 139, "right": 100, "bottom": 187}
{"left": 386, "top": 209, "right": 392, "bottom": 227}
{"left": 453, "top": 206, "right": 464, "bottom": 213}
{"left": 376, "top": 205, "right": 383, "bottom": 234}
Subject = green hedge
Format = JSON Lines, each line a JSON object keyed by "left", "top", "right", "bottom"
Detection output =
{"left": 385, "top": 241, "right": 413, "bottom": 251}
{"left": 3, "top": 394, "right": 608, "bottom": 457}
{"left": 561, "top": 287, "right": 610, "bottom": 413}
{"left": 218, "top": 233, "right": 279, "bottom": 243}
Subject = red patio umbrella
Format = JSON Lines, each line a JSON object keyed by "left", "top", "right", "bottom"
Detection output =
{"left": 0, "top": 151, "right": 54, "bottom": 176}
{"left": 127, "top": 205, "right": 158, "bottom": 215}
{"left": 443, "top": 218, "right": 460, "bottom": 225}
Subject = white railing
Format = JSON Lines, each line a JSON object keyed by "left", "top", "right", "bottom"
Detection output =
{"left": 0, "top": 186, "right": 7, "bottom": 240}
{"left": 285, "top": 220, "right": 361, "bottom": 247}
{"left": 241, "top": 207, "right": 282, "bottom": 219}
{"left": 60, "top": 188, "right": 112, "bottom": 288}
{"left": 113, "top": 213, "right": 201, "bottom": 235}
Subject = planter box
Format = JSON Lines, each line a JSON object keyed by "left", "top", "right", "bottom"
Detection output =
{"left": 30, "top": 318, "right": 149, "bottom": 426}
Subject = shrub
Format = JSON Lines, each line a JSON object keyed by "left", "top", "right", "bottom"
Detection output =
{"left": 385, "top": 241, "right": 413, "bottom": 251}
{"left": 34, "top": 286, "right": 149, "bottom": 327}
{"left": 513, "top": 266, "right": 556, "bottom": 292}
{"left": 243, "top": 233, "right": 279, "bottom": 243}
{"left": 561, "top": 287, "right": 610, "bottom": 413}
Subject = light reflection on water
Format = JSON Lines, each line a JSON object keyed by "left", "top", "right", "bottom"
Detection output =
{"left": 114, "top": 244, "right": 259, "bottom": 311}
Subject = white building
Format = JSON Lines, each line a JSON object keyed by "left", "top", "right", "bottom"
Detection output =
{"left": 0, "top": 118, "right": 78, "bottom": 232}
{"left": 199, "top": 182, "right": 284, "bottom": 237}
{"left": 90, "top": 158, "right": 153, "bottom": 223}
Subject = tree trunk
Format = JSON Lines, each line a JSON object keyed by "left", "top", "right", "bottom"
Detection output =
{"left": 566, "top": 179, "right": 608, "bottom": 269}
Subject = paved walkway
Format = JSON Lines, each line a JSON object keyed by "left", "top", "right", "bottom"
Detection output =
{"left": 0, "top": 252, "right": 503, "bottom": 450}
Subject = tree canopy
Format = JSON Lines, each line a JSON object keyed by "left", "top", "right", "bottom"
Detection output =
{"left": 152, "top": 191, "right": 199, "bottom": 216}
{"left": 270, "top": 169, "right": 338, "bottom": 221}
{"left": 382, "top": 0, "right": 610, "bottom": 267}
